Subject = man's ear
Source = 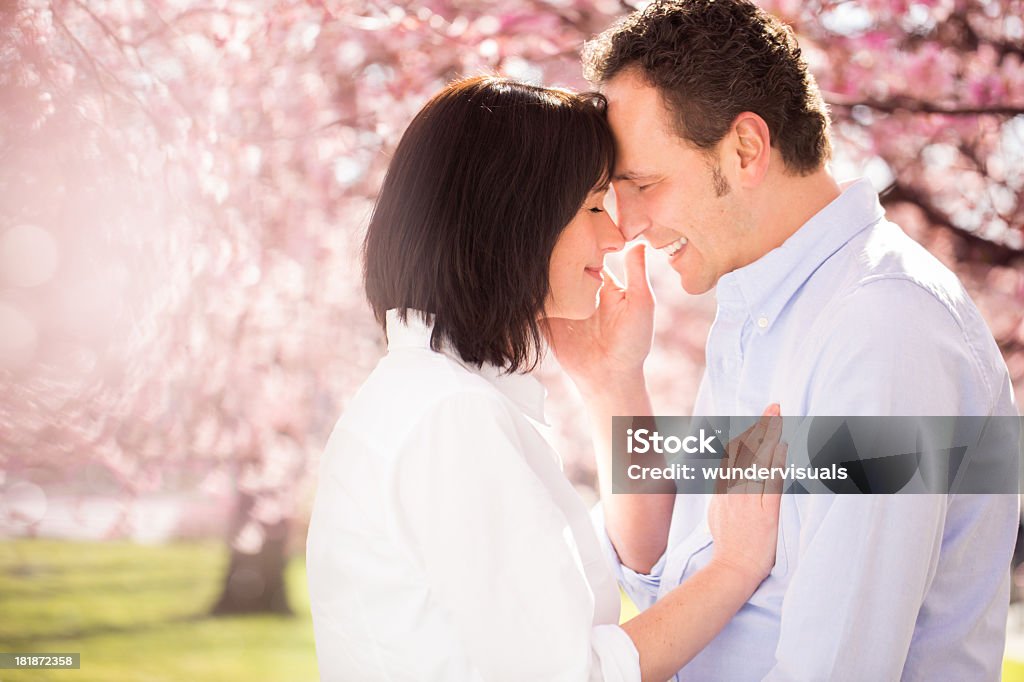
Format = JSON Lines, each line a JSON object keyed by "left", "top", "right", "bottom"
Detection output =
{"left": 730, "top": 112, "right": 771, "bottom": 188}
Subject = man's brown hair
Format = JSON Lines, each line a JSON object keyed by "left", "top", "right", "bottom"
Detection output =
{"left": 583, "top": 0, "right": 832, "bottom": 174}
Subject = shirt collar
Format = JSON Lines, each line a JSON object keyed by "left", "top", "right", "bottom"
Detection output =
{"left": 384, "top": 308, "right": 549, "bottom": 425}
{"left": 715, "top": 178, "right": 886, "bottom": 330}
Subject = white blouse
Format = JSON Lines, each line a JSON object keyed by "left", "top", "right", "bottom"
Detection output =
{"left": 306, "top": 310, "right": 640, "bottom": 681}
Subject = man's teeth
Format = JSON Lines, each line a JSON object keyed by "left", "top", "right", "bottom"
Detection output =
{"left": 663, "top": 237, "right": 688, "bottom": 256}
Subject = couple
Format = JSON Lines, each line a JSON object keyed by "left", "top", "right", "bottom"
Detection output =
{"left": 306, "top": 1, "right": 1019, "bottom": 680}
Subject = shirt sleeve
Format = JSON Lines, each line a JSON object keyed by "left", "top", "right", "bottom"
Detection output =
{"left": 765, "top": 278, "right": 1010, "bottom": 681}
{"left": 393, "top": 391, "right": 640, "bottom": 682}
{"left": 763, "top": 494, "right": 945, "bottom": 681}
{"left": 590, "top": 503, "right": 666, "bottom": 612}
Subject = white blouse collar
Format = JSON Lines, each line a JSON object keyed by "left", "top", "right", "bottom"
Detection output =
{"left": 385, "top": 309, "right": 549, "bottom": 425}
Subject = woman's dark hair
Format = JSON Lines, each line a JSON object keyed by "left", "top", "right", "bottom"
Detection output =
{"left": 363, "top": 76, "right": 615, "bottom": 372}
{"left": 583, "top": 0, "right": 831, "bottom": 174}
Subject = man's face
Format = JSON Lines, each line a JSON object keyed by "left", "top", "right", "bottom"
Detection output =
{"left": 604, "top": 69, "right": 753, "bottom": 295}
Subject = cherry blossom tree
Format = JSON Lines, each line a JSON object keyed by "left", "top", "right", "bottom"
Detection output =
{"left": 1, "top": 0, "right": 1020, "bottom": 614}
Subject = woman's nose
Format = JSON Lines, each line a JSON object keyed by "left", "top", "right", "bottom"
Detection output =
{"left": 599, "top": 212, "right": 626, "bottom": 253}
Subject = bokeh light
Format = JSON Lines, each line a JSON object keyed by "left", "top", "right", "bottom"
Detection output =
{"left": 0, "top": 223, "right": 59, "bottom": 288}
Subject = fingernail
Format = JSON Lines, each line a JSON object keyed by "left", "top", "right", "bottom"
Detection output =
{"left": 764, "top": 403, "right": 780, "bottom": 416}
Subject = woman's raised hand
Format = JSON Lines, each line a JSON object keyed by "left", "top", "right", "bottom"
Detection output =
{"left": 544, "top": 243, "right": 655, "bottom": 390}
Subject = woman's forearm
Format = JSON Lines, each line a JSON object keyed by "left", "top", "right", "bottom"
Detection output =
{"left": 620, "top": 558, "right": 765, "bottom": 682}
{"left": 580, "top": 371, "right": 676, "bottom": 574}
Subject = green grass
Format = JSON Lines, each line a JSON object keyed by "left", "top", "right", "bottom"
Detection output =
{"left": 0, "top": 540, "right": 317, "bottom": 682}
{"left": 2, "top": 539, "right": 1023, "bottom": 681}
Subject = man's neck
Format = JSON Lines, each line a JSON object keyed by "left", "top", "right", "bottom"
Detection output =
{"left": 755, "top": 166, "right": 842, "bottom": 255}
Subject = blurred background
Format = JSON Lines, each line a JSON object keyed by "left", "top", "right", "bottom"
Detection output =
{"left": 0, "top": 0, "right": 1021, "bottom": 679}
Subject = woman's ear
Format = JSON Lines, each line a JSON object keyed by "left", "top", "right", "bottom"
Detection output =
{"left": 730, "top": 112, "right": 771, "bottom": 188}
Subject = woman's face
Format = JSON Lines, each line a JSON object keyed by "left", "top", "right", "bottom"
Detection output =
{"left": 544, "top": 189, "right": 624, "bottom": 320}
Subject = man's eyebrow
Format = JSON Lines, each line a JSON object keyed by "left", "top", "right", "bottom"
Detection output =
{"left": 612, "top": 171, "right": 655, "bottom": 182}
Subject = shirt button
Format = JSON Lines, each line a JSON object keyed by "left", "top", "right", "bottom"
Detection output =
{"left": 757, "top": 316, "right": 769, "bottom": 329}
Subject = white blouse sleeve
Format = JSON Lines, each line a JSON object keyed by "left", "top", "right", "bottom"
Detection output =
{"left": 393, "top": 390, "right": 640, "bottom": 682}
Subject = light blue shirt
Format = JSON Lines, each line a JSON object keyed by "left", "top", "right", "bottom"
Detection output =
{"left": 598, "top": 179, "right": 1019, "bottom": 681}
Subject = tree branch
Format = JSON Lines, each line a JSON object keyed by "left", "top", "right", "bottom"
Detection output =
{"left": 68, "top": 0, "right": 134, "bottom": 50}
{"left": 132, "top": 4, "right": 245, "bottom": 48}
{"left": 51, "top": 6, "right": 175, "bottom": 145}
{"left": 881, "top": 181, "right": 1024, "bottom": 264}
{"left": 827, "top": 93, "right": 1024, "bottom": 117}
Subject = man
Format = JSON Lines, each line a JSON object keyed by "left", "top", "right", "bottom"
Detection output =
{"left": 548, "top": 0, "right": 1020, "bottom": 679}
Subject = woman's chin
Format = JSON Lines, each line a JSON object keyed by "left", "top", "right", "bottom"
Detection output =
{"left": 567, "top": 302, "right": 599, "bottom": 321}
{"left": 541, "top": 291, "right": 600, "bottom": 321}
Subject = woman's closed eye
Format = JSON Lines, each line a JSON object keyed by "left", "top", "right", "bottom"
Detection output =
{"left": 588, "top": 206, "right": 605, "bottom": 214}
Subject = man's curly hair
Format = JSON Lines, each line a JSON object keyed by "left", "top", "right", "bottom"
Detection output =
{"left": 583, "top": 0, "right": 832, "bottom": 175}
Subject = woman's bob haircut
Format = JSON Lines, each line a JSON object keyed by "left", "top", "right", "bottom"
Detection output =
{"left": 363, "top": 75, "right": 615, "bottom": 372}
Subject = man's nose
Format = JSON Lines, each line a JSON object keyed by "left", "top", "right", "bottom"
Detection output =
{"left": 612, "top": 185, "right": 650, "bottom": 241}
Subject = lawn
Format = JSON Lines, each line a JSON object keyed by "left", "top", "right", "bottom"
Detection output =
{"left": 0, "top": 539, "right": 317, "bottom": 681}
{"left": 1, "top": 539, "right": 1022, "bottom": 681}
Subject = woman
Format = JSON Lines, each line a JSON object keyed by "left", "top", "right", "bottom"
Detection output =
{"left": 306, "top": 76, "right": 784, "bottom": 681}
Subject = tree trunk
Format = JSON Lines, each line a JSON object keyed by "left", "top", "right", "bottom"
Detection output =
{"left": 211, "top": 491, "right": 292, "bottom": 616}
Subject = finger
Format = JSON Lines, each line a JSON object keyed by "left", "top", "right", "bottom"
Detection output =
{"left": 624, "top": 243, "right": 654, "bottom": 302}
{"left": 735, "top": 414, "right": 772, "bottom": 470}
{"left": 748, "top": 405, "right": 779, "bottom": 445}
{"left": 728, "top": 413, "right": 765, "bottom": 466}
{"left": 595, "top": 270, "right": 627, "bottom": 314}
{"left": 745, "top": 405, "right": 780, "bottom": 457}
{"left": 749, "top": 406, "right": 780, "bottom": 452}
{"left": 717, "top": 439, "right": 734, "bottom": 495}
{"left": 728, "top": 405, "right": 777, "bottom": 474}
{"left": 724, "top": 432, "right": 743, "bottom": 479}
{"left": 725, "top": 432, "right": 740, "bottom": 467}
{"left": 713, "top": 431, "right": 730, "bottom": 494}
{"left": 751, "top": 415, "right": 784, "bottom": 469}
{"left": 601, "top": 256, "right": 625, "bottom": 288}
{"left": 733, "top": 416, "right": 761, "bottom": 444}
{"left": 771, "top": 439, "right": 788, "bottom": 472}
{"left": 763, "top": 442, "right": 788, "bottom": 499}
{"left": 766, "top": 412, "right": 783, "bottom": 441}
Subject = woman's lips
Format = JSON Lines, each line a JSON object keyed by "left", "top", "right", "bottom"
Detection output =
{"left": 584, "top": 267, "right": 603, "bottom": 281}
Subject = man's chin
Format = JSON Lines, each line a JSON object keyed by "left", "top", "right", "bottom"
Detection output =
{"left": 676, "top": 271, "right": 713, "bottom": 295}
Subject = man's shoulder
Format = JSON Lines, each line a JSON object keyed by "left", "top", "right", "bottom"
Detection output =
{"left": 795, "top": 218, "right": 990, "bottom": 343}
{"left": 807, "top": 219, "right": 994, "bottom": 339}
{"left": 830, "top": 219, "right": 966, "bottom": 308}
{"left": 799, "top": 219, "right": 1012, "bottom": 412}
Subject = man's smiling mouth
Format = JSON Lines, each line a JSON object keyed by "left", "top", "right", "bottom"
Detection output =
{"left": 661, "top": 237, "right": 688, "bottom": 256}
